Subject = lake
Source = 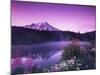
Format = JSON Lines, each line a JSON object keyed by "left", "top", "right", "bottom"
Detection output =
{"left": 11, "top": 41, "right": 91, "bottom": 69}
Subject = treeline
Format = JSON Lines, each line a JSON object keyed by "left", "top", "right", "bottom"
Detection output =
{"left": 11, "top": 26, "right": 96, "bottom": 45}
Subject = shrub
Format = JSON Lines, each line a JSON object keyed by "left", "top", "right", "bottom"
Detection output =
{"left": 62, "top": 44, "right": 80, "bottom": 60}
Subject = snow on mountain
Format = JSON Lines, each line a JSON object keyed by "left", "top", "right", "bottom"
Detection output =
{"left": 25, "top": 22, "right": 61, "bottom": 31}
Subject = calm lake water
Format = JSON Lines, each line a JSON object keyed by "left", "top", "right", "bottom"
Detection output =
{"left": 11, "top": 41, "right": 91, "bottom": 68}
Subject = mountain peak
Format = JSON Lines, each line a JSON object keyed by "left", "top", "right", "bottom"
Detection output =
{"left": 25, "top": 22, "right": 61, "bottom": 31}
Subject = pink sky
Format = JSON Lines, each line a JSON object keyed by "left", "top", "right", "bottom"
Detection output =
{"left": 11, "top": 1, "right": 96, "bottom": 33}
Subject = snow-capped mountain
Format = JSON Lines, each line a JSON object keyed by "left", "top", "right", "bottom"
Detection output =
{"left": 25, "top": 22, "right": 61, "bottom": 31}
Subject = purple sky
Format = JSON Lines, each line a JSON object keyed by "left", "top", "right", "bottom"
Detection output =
{"left": 11, "top": 1, "right": 96, "bottom": 33}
